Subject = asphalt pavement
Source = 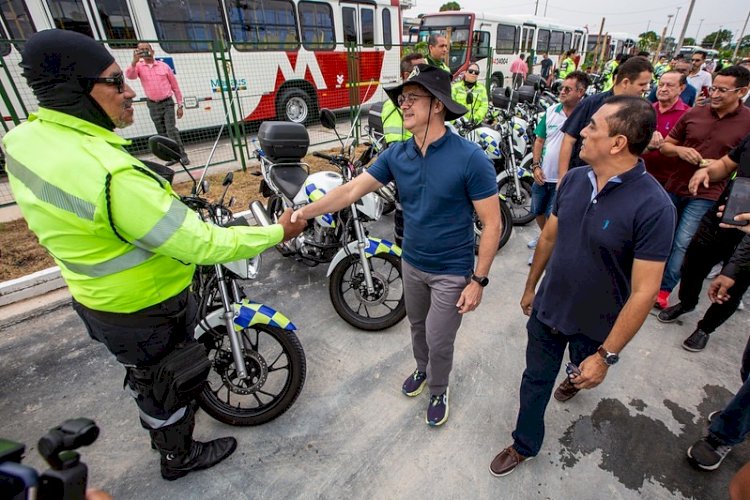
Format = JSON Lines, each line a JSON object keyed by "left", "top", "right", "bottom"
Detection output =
{"left": 1, "top": 219, "right": 749, "bottom": 500}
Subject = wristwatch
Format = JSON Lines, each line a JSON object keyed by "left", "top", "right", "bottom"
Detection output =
{"left": 471, "top": 274, "right": 489, "bottom": 287}
{"left": 597, "top": 346, "right": 620, "bottom": 366}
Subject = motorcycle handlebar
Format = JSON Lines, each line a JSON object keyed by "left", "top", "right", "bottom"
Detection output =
{"left": 312, "top": 151, "right": 337, "bottom": 162}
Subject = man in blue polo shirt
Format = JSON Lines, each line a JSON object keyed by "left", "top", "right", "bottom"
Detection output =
{"left": 291, "top": 64, "right": 500, "bottom": 427}
{"left": 489, "top": 96, "right": 676, "bottom": 477}
{"left": 557, "top": 57, "right": 653, "bottom": 181}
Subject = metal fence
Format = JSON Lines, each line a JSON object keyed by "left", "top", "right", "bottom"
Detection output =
{"left": 0, "top": 39, "right": 408, "bottom": 207}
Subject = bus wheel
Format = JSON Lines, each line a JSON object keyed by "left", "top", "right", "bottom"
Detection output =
{"left": 277, "top": 88, "right": 315, "bottom": 124}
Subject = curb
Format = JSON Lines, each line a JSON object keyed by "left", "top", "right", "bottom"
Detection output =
{"left": 0, "top": 266, "right": 65, "bottom": 307}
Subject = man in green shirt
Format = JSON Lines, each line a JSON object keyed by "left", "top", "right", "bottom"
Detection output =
{"left": 426, "top": 34, "right": 451, "bottom": 74}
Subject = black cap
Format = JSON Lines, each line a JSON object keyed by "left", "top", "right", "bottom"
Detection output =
{"left": 385, "top": 64, "right": 467, "bottom": 121}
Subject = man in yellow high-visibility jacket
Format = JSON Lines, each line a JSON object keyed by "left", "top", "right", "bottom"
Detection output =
{"left": 4, "top": 30, "right": 305, "bottom": 481}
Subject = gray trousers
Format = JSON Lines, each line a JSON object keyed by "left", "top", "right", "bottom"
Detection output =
{"left": 146, "top": 97, "right": 185, "bottom": 157}
{"left": 402, "top": 259, "right": 470, "bottom": 394}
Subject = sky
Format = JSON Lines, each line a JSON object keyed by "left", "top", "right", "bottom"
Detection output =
{"left": 405, "top": 0, "right": 750, "bottom": 44}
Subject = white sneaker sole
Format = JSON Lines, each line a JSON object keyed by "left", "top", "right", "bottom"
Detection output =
{"left": 687, "top": 445, "right": 729, "bottom": 470}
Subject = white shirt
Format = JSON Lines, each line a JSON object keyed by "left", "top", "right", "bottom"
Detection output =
{"left": 536, "top": 103, "right": 569, "bottom": 183}
{"left": 686, "top": 70, "right": 712, "bottom": 96}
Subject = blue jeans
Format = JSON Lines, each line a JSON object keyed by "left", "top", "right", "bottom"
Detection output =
{"left": 661, "top": 194, "right": 715, "bottom": 292}
{"left": 512, "top": 310, "right": 600, "bottom": 457}
{"left": 531, "top": 182, "right": 556, "bottom": 217}
{"left": 708, "top": 334, "right": 750, "bottom": 446}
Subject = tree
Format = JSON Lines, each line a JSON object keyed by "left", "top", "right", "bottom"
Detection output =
{"left": 638, "top": 31, "right": 659, "bottom": 51}
{"left": 439, "top": 1, "right": 460, "bottom": 11}
{"left": 682, "top": 37, "right": 696, "bottom": 46}
{"left": 701, "top": 29, "right": 733, "bottom": 49}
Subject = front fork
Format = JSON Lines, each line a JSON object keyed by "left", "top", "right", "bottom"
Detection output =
{"left": 507, "top": 134, "right": 523, "bottom": 198}
{"left": 350, "top": 204, "right": 375, "bottom": 293}
{"left": 214, "top": 263, "right": 250, "bottom": 379}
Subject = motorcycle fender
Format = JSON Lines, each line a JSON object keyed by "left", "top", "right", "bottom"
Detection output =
{"left": 519, "top": 153, "right": 534, "bottom": 177}
{"left": 194, "top": 299, "right": 296, "bottom": 339}
{"left": 325, "top": 237, "right": 402, "bottom": 277}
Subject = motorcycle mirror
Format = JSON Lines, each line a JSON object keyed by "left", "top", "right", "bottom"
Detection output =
{"left": 320, "top": 109, "right": 337, "bottom": 130}
{"left": 222, "top": 171, "right": 233, "bottom": 186}
{"left": 201, "top": 180, "right": 210, "bottom": 194}
{"left": 504, "top": 87, "right": 511, "bottom": 98}
{"left": 466, "top": 92, "right": 473, "bottom": 105}
{"left": 148, "top": 135, "right": 197, "bottom": 193}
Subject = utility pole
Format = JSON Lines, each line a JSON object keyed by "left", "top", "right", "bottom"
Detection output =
{"left": 675, "top": 0, "right": 695, "bottom": 57}
{"left": 592, "top": 17, "right": 606, "bottom": 72}
{"left": 543, "top": 0, "right": 549, "bottom": 17}
{"left": 733, "top": 10, "right": 750, "bottom": 60}
{"left": 646, "top": 20, "right": 651, "bottom": 33}
{"left": 653, "top": 17, "right": 670, "bottom": 61}
{"left": 711, "top": 25, "right": 723, "bottom": 50}
{"left": 696, "top": 18, "right": 704, "bottom": 44}
{"left": 669, "top": 7, "right": 682, "bottom": 39}
{"left": 534, "top": 0, "right": 538, "bottom": 16}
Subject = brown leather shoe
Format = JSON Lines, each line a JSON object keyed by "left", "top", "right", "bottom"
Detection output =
{"left": 554, "top": 377, "right": 580, "bottom": 402}
{"left": 489, "top": 445, "right": 532, "bottom": 477}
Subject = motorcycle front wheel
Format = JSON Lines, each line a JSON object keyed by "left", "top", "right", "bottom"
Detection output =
{"left": 474, "top": 196, "right": 513, "bottom": 254}
{"left": 497, "top": 176, "right": 535, "bottom": 225}
{"left": 329, "top": 253, "right": 406, "bottom": 331}
{"left": 196, "top": 323, "right": 306, "bottom": 426}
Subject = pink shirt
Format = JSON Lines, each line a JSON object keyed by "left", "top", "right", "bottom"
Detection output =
{"left": 125, "top": 60, "right": 183, "bottom": 104}
{"left": 510, "top": 58, "right": 528, "bottom": 76}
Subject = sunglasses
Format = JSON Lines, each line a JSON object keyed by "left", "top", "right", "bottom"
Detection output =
{"left": 86, "top": 73, "right": 125, "bottom": 93}
{"left": 467, "top": 69, "right": 480, "bottom": 75}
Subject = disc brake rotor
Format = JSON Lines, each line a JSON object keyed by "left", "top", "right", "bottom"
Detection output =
{"left": 215, "top": 348, "right": 268, "bottom": 395}
{"left": 351, "top": 269, "right": 389, "bottom": 306}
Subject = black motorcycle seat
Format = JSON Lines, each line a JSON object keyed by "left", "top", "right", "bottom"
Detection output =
{"left": 270, "top": 164, "right": 308, "bottom": 201}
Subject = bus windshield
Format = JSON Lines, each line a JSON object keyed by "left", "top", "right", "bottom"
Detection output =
{"left": 419, "top": 15, "right": 472, "bottom": 74}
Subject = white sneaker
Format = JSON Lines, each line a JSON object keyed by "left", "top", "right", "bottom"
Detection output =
{"left": 527, "top": 238, "right": 538, "bottom": 249}
{"left": 706, "top": 263, "right": 722, "bottom": 280}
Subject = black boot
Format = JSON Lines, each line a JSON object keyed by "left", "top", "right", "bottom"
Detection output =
{"left": 148, "top": 408, "right": 237, "bottom": 481}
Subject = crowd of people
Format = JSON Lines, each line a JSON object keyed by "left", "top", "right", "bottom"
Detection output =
{"left": 5, "top": 26, "right": 750, "bottom": 496}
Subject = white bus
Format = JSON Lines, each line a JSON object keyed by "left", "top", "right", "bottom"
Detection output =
{"left": 417, "top": 12, "right": 587, "bottom": 89}
{"left": 678, "top": 45, "right": 719, "bottom": 59}
{"left": 586, "top": 32, "right": 639, "bottom": 61}
{"left": 0, "top": 0, "right": 403, "bottom": 140}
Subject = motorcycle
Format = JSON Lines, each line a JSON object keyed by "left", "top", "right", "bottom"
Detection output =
{"left": 148, "top": 136, "right": 306, "bottom": 426}
{"left": 249, "top": 109, "right": 406, "bottom": 331}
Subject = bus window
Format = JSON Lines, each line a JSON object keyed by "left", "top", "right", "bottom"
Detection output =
{"left": 148, "top": 0, "right": 226, "bottom": 52}
{"left": 549, "top": 30, "right": 563, "bottom": 54}
{"left": 46, "top": 0, "right": 94, "bottom": 37}
{"left": 97, "top": 0, "right": 136, "bottom": 46}
{"left": 536, "top": 29, "right": 549, "bottom": 53}
{"left": 226, "top": 0, "right": 299, "bottom": 51}
{"left": 299, "top": 1, "right": 335, "bottom": 50}
{"left": 382, "top": 8, "right": 391, "bottom": 49}
{"left": 495, "top": 24, "right": 517, "bottom": 53}
{"left": 472, "top": 30, "right": 490, "bottom": 60}
{"left": 342, "top": 6, "right": 356, "bottom": 44}
{"left": 360, "top": 7, "right": 373, "bottom": 47}
{"left": 0, "top": 0, "right": 35, "bottom": 44}
{"left": 562, "top": 32, "right": 571, "bottom": 52}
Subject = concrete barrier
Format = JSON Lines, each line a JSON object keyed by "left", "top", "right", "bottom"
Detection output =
{"left": 0, "top": 266, "right": 65, "bottom": 307}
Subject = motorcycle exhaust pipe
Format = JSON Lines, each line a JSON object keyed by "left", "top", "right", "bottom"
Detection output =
{"left": 250, "top": 200, "right": 272, "bottom": 227}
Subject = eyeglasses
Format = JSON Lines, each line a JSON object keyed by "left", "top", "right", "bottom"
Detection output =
{"left": 708, "top": 86, "right": 743, "bottom": 95}
{"left": 86, "top": 73, "right": 125, "bottom": 93}
{"left": 397, "top": 93, "right": 432, "bottom": 107}
{"left": 559, "top": 86, "right": 581, "bottom": 93}
{"left": 467, "top": 69, "right": 480, "bottom": 75}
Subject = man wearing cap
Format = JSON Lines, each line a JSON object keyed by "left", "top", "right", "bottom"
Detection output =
{"left": 3, "top": 29, "right": 305, "bottom": 481}
{"left": 291, "top": 64, "right": 501, "bottom": 427}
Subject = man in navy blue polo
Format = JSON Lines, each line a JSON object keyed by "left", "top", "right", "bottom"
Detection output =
{"left": 291, "top": 64, "right": 501, "bottom": 428}
{"left": 489, "top": 96, "right": 676, "bottom": 477}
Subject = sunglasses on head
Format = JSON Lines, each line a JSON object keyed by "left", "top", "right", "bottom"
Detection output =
{"left": 86, "top": 73, "right": 125, "bottom": 93}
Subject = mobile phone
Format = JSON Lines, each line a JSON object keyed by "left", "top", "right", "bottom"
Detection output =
{"left": 721, "top": 177, "right": 750, "bottom": 227}
{"left": 565, "top": 362, "right": 581, "bottom": 377}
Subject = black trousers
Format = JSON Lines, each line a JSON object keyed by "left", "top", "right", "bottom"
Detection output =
{"left": 678, "top": 207, "right": 749, "bottom": 333}
{"left": 72, "top": 289, "right": 198, "bottom": 421}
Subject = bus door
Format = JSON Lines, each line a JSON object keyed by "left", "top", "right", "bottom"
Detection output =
{"left": 341, "top": 2, "right": 378, "bottom": 103}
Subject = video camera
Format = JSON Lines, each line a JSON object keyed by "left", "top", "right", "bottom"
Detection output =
{"left": 0, "top": 418, "right": 99, "bottom": 500}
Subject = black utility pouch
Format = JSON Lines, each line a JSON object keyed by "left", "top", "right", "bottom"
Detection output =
{"left": 152, "top": 342, "right": 211, "bottom": 411}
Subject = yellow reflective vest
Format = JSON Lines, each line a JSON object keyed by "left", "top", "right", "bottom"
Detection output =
{"left": 381, "top": 99, "right": 411, "bottom": 144}
{"left": 451, "top": 80, "right": 489, "bottom": 123}
{"left": 601, "top": 60, "right": 618, "bottom": 92}
{"left": 558, "top": 57, "right": 576, "bottom": 79}
{"left": 4, "top": 108, "right": 283, "bottom": 313}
